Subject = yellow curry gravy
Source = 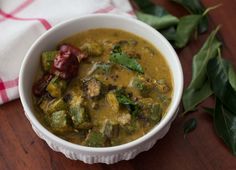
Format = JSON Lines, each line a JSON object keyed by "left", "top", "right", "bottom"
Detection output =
{"left": 33, "top": 28, "right": 173, "bottom": 147}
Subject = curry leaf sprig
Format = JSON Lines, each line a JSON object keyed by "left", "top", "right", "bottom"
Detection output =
{"left": 134, "top": 0, "right": 236, "bottom": 156}
{"left": 134, "top": 0, "right": 220, "bottom": 48}
{"left": 207, "top": 51, "right": 236, "bottom": 115}
{"left": 109, "top": 45, "right": 144, "bottom": 74}
{"left": 182, "top": 27, "right": 221, "bottom": 114}
{"left": 183, "top": 32, "right": 236, "bottom": 155}
{"left": 206, "top": 52, "right": 236, "bottom": 155}
{"left": 170, "top": 0, "right": 208, "bottom": 33}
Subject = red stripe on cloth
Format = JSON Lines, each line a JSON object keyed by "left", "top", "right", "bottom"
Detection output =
{"left": 2, "top": 77, "right": 19, "bottom": 88}
{"left": 0, "top": 78, "right": 9, "bottom": 103}
{"left": 11, "top": 0, "right": 33, "bottom": 15}
{"left": 94, "top": 6, "right": 115, "bottom": 13}
{"left": 0, "top": 0, "right": 33, "bottom": 23}
{"left": 0, "top": 10, "right": 52, "bottom": 30}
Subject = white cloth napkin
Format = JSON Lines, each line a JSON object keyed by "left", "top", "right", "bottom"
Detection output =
{"left": 0, "top": 0, "right": 134, "bottom": 104}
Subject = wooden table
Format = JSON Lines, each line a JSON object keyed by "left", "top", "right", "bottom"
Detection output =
{"left": 1, "top": 0, "right": 236, "bottom": 169}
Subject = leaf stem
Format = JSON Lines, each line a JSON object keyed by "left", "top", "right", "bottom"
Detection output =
{"left": 203, "top": 4, "right": 222, "bottom": 16}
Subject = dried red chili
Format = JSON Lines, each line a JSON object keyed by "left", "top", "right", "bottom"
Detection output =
{"left": 51, "top": 44, "right": 87, "bottom": 80}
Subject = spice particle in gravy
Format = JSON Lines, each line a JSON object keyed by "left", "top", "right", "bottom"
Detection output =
{"left": 32, "top": 28, "right": 172, "bottom": 147}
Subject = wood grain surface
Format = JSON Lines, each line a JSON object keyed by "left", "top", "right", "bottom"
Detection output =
{"left": 1, "top": 0, "right": 236, "bottom": 169}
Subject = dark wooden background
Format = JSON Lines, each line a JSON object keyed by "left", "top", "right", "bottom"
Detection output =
{"left": 1, "top": 0, "right": 236, "bottom": 169}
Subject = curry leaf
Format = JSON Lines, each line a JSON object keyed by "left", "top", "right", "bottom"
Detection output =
{"left": 170, "top": 0, "right": 208, "bottom": 33}
{"left": 213, "top": 99, "right": 236, "bottom": 155}
{"left": 160, "top": 27, "right": 176, "bottom": 42}
{"left": 174, "top": 4, "right": 221, "bottom": 48}
{"left": 182, "top": 27, "right": 221, "bottom": 114}
{"left": 110, "top": 48, "right": 144, "bottom": 74}
{"left": 184, "top": 118, "right": 197, "bottom": 138}
{"left": 134, "top": 0, "right": 179, "bottom": 30}
{"left": 115, "top": 89, "right": 139, "bottom": 116}
{"left": 115, "top": 89, "right": 134, "bottom": 105}
{"left": 136, "top": 11, "right": 179, "bottom": 30}
{"left": 228, "top": 64, "right": 236, "bottom": 91}
{"left": 134, "top": 0, "right": 170, "bottom": 17}
{"left": 187, "top": 27, "right": 221, "bottom": 89}
{"left": 182, "top": 81, "right": 213, "bottom": 114}
{"left": 175, "top": 15, "right": 202, "bottom": 48}
{"left": 207, "top": 54, "right": 236, "bottom": 115}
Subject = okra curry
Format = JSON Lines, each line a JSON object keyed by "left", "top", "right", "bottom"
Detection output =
{"left": 32, "top": 28, "right": 172, "bottom": 147}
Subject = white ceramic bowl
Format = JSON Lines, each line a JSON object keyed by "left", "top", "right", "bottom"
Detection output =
{"left": 19, "top": 14, "right": 183, "bottom": 164}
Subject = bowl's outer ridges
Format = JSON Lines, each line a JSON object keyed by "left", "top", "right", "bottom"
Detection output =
{"left": 31, "top": 118, "right": 172, "bottom": 164}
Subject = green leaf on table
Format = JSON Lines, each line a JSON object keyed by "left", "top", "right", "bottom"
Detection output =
{"left": 134, "top": 0, "right": 179, "bottom": 30}
{"left": 174, "top": 4, "right": 221, "bottom": 48}
{"left": 183, "top": 82, "right": 213, "bottom": 114}
{"left": 136, "top": 11, "right": 179, "bottom": 30}
{"left": 175, "top": 15, "right": 202, "bottom": 48}
{"left": 213, "top": 99, "right": 236, "bottom": 155}
{"left": 207, "top": 53, "right": 236, "bottom": 115}
{"left": 134, "top": 0, "right": 169, "bottom": 17}
{"left": 183, "top": 118, "right": 197, "bottom": 138}
{"left": 170, "top": 0, "right": 208, "bottom": 33}
{"left": 110, "top": 45, "right": 144, "bottom": 74}
{"left": 182, "top": 27, "right": 221, "bottom": 114}
{"left": 190, "top": 27, "right": 221, "bottom": 89}
{"left": 160, "top": 27, "right": 177, "bottom": 42}
{"left": 228, "top": 64, "right": 236, "bottom": 91}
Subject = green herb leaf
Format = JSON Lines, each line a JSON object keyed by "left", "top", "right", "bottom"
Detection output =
{"left": 183, "top": 118, "right": 197, "bottom": 138}
{"left": 190, "top": 27, "right": 221, "bottom": 89}
{"left": 136, "top": 11, "right": 179, "bottom": 30}
{"left": 183, "top": 81, "right": 213, "bottom": 114}
{"left": 213, "top": 99, "right": 236, "bottom": 155}
{"left": 170, "top": 0, "right": 208, "bottom": 33}
{"left": 116, "top": 92, "right": 134, "bottom": 105}
{"left": 110, "top": 47, "right": 144, "bottom": 74}
{"left": 175, "top": 15, "right": 202, "bottom": 48}
{"left": 134, "top": 0, "right": 179, "bottom": 30}
{"left": 115, "top": 89, "right": 139, "bottom": 116}
{"left": 207, "top": 53, "right": 236, "bottom": 115}
{"left": 134, "top": 0, "right": 170, "bottom": 17}
{"left": 160, "top": 27, "right": 177, "bottom": 42}
{"left": 182, "top": 27, "right": 221, "bottom": 114}
{"left": 115, "top": 89, "right": 134, "bottom": 105}
{"left": 228, "top": 64, "right": 236, "bottom": 91}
